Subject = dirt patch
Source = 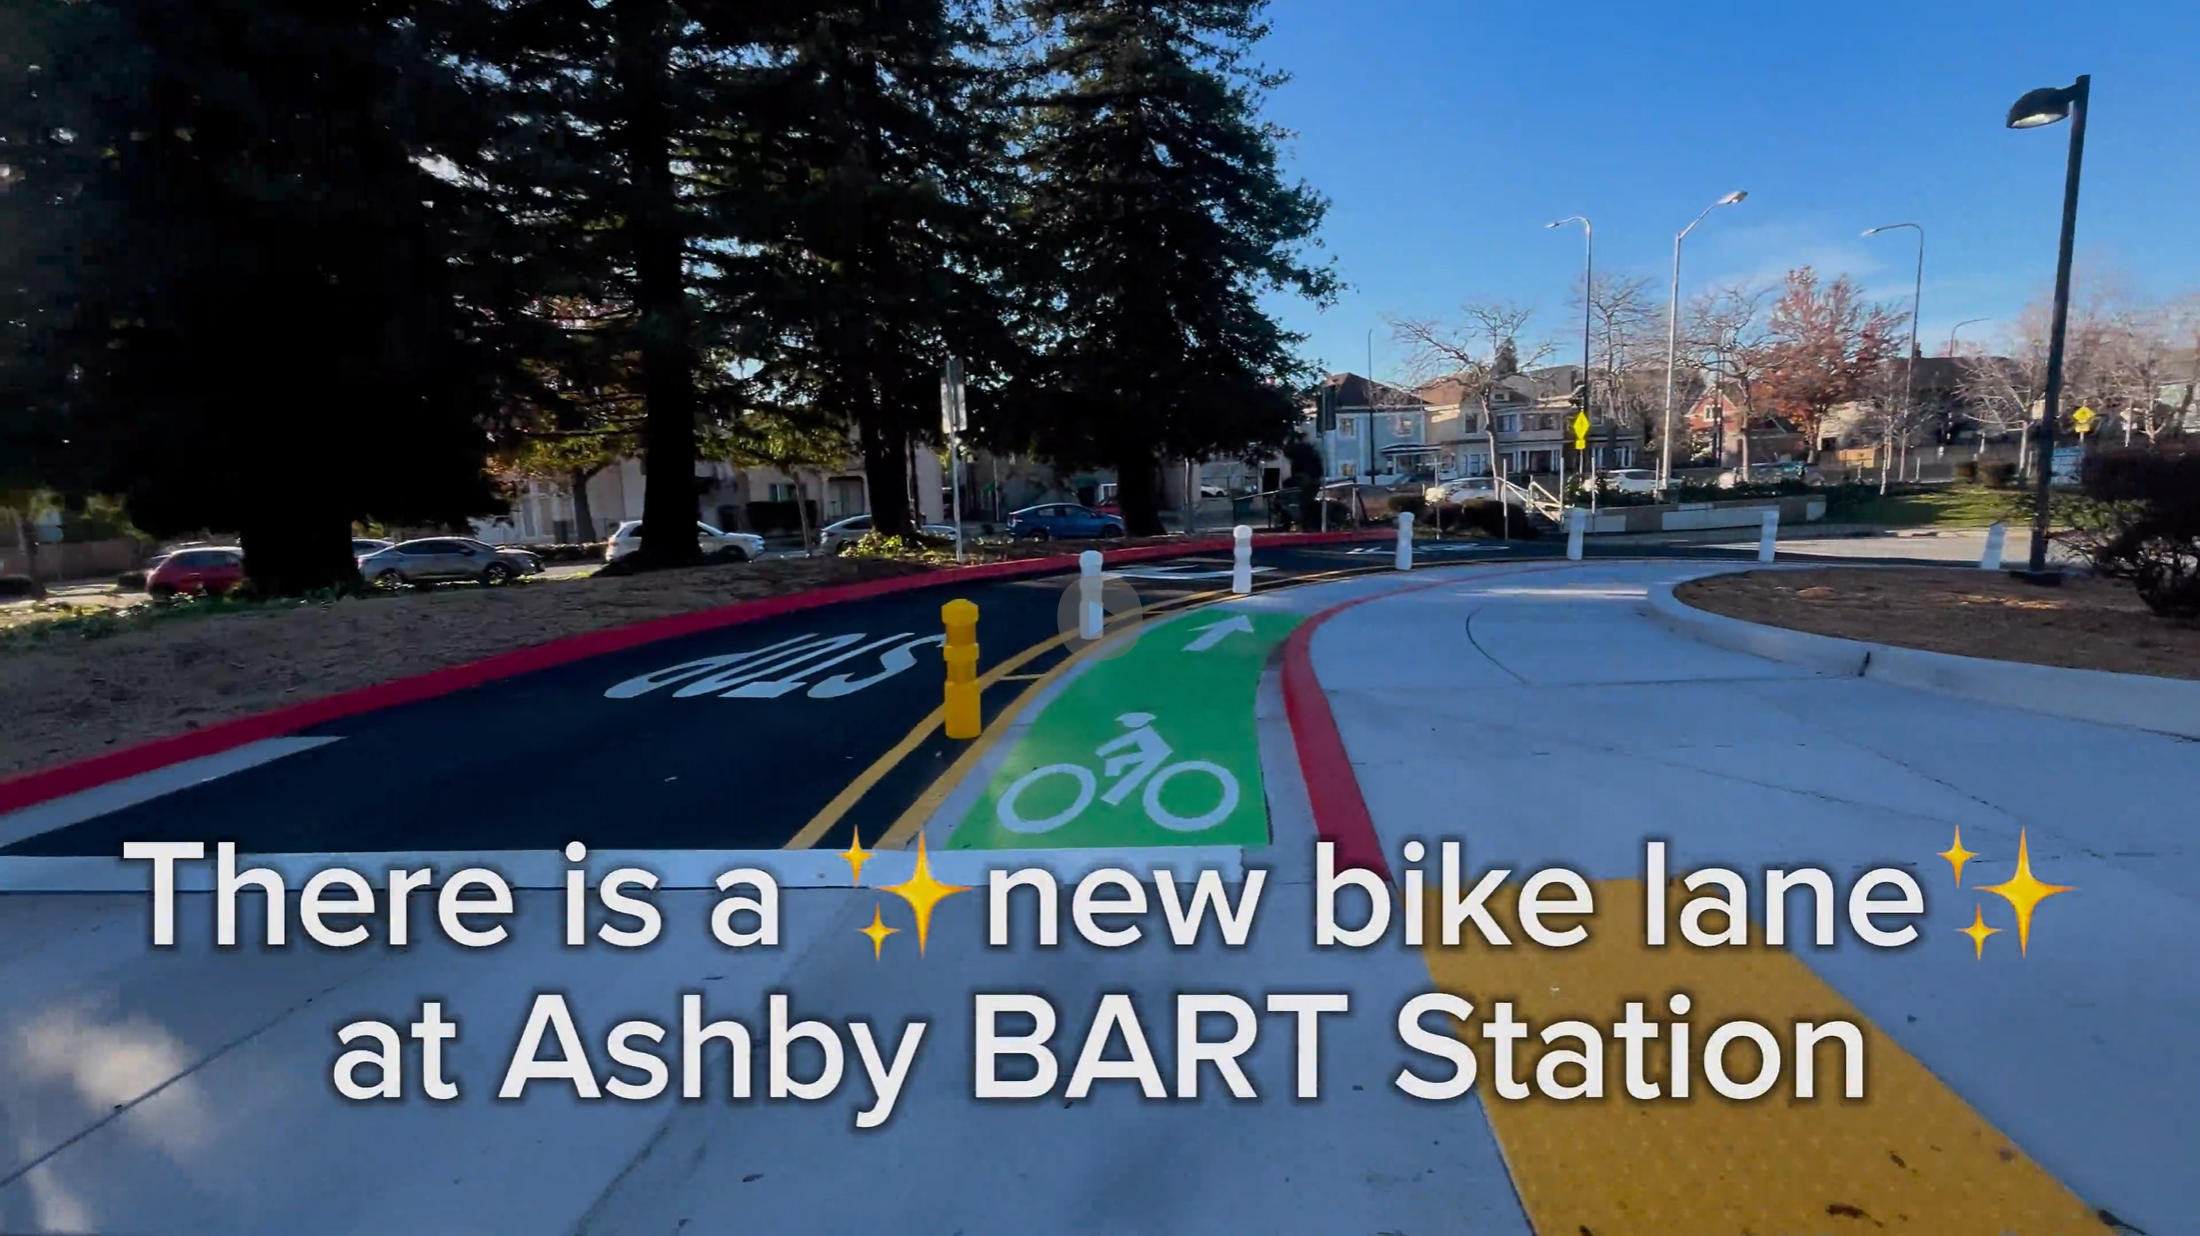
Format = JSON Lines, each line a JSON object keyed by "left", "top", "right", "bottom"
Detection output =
{"left": 1676, "top": 567, "right": 2200, "bottom": 680}
{"left": 0, "top": 555, "right": 940, "bottom": 780}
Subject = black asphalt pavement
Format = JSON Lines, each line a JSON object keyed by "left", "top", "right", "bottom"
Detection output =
{"left": 3, "top": 535, "right": 1954, "bottom": 858}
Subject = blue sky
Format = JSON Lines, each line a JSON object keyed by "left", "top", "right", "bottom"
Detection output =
{"left": 1257, "top": 0, "right": 2199, "bottom": 378}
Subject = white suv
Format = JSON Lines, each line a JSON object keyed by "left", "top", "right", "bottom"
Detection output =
{"left": 605, "top": 520, "right": 765, "bottom": 563}
{"left": 1598, "top": 468, "right": 1661, "bottom": 494}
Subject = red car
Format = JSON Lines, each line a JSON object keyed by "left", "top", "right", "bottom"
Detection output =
{"left": 146, "top": 546, "right": 246, "bottom": 598}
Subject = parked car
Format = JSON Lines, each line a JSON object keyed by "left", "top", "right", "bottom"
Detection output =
{"left": 352, "top": 538, "right": 393, "bottom": 557}
{"left": 1717, "top": 461, "right": 1808, "bottom": 488}
{"left": 604, "top": 520, "right": 765, "bottom": 563}
{"left": 1426, "top": 476, "right": 1500, "bottom": 504}
{"left": 814, "top": 514, "right": 959, "bottom": 555}
{"left": 1598, "top": 468, "right": 1662, "bottom": 494}
{"left": 358, "top": 538, "right": 543, "bottom": 588}
{"left": 146, "top": 546, "right": 245, "bottom": 598}
{"left": 1005, "top": 503, "right": 1126, "bottom": 540}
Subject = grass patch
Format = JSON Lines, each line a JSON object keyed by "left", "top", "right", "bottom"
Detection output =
{"left": 1828, "top": 484, "right": 2015, "bottom": 528}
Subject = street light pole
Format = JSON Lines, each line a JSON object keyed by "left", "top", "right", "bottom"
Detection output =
{"left": 1863, "top": 223, "right": 1923, "bottom": 493}
{"left": 1548, "top": 216, "right": 1592, "bottom": 502}
{"left": 1661, "top": 191, "right": 1747, "bottom": 493}
{"left": 2006, "top": 75, "right": 2090, "bottom": 578}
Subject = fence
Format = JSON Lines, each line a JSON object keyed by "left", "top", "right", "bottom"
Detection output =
{"left": 0, "top": 536, "right": 156, "bottom": 583}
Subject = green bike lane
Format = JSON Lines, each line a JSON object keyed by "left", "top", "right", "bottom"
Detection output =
{"left": 947, "top": 609, "right": 1303, "bottom": 851}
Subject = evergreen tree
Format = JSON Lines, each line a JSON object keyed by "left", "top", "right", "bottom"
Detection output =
{"left": 1, "top": 0, "right": 512, "bottom": 593}
{"left": 1015, "top": 0, "right": 1335, "bottom": 533}
{"left": 749, "top": 1, "right": 1026, "bottom": 537}
{"left": 447, "top": 0, "right": 812, "bottom": 567}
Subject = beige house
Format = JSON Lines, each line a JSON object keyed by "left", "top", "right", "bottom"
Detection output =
{"left": 1412, "top": 366, "right": 1639, "bottom": 480}
{"left": 487, "top": 451, "right": 944, "bottom": 544}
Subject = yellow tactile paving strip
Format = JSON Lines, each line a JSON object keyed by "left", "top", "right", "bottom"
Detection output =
{"left": 1417, "top": 881, "right": 2111, "bottom": 1235}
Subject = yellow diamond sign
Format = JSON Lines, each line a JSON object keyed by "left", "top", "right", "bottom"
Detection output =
{"left": 1571, "top": 410, "right": 1591, "bottom": 449}
{"left": 2071, "top": 405, "right": 2096, "bottom": 434}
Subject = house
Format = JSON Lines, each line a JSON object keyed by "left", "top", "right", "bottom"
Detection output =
{"left": 1685, "top": 389, "right": 1808, "bottom": 466}
{"left": 1344, "top": 364, "right": 1639, "bottom": 482}
{"left": 1308, "top": 373, "right": 1431, "bottom": 480}
{"left": 487, "top": 451, "right": 944, "bottom": 543}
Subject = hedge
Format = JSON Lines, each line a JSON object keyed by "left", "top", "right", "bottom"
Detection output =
{"left": 2079, "top": 448, "right": 2200, "bottom": 621}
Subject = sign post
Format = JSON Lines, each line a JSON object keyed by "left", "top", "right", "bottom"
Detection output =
{"left": 1571, "top": 409, "right": 1592, "bottom": 514}
{"left": 2071, "top": 405, "right": 2096, "bottom": 458}
{"left": 941, "top": 357, "right": 967, "bottom": 562}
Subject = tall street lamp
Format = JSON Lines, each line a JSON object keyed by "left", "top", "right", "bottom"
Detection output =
{"left": 1863, "top": 223, "right": 1923, "bottom": 492}
{"left": 2006, "top": 74, "right": 2089, "bottom": 578}
{"left": 1947, "top": 317, "right": 1990, "bottom": 356}
{"left": 1661, "top": 191, "right": 1748, "bottom": 492}
{"left": 1548, "top": 216, "right": 1592, "bottom": 500}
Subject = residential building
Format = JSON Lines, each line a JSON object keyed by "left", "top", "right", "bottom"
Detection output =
{"left": 486, "top": 451, "right": 943, "bottom": 543}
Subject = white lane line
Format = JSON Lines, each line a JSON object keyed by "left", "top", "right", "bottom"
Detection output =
{"left": 0, "top": 844, "right": 1246, "bottom": 894}
{"left": 0, "top": 737, "right": 343, "bottom": 850}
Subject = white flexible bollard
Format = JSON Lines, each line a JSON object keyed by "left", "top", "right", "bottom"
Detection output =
{"left": 1232, "top": 524, "right": 1253, "bottom": 595}
{"left": 1078, "top": 549, "right": 1104, "bottom": 639}
{"left": 1757, "top": 509, "right": 1779, "bottom": 563}
{"left": 1980, "top": 520, "right": 2007, "bottom": 571}
{"left": 1395, "top": 511, "right": 1413, "bottom": 570}
{"left": 1565, "top": 507, "right": 1586, "bottom": 561}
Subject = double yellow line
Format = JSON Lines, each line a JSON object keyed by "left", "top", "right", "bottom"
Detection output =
{"left": 783, "top": 562, "right": 1383, "bottom": 852}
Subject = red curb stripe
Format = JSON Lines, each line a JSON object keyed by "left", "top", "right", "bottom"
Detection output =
{"left": 1279, "top": 561, "right": 1577, "bottom": 879}
{"left": 0, "top": 530, "right": 1383, "bottom": 816}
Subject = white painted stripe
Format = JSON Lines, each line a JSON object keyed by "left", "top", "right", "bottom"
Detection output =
{"left": 0, "top": 844, "right": 1247, "bottom": 894}
{"left": 0, "top": 737, "right": 343, "bottom": 849}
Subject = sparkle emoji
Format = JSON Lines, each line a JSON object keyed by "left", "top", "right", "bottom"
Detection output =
{"left": 1976, "top": 830, "right": 2072, "bottom": 956}
{"left": 1959, "top": 906, "right": 2000, "bottom": 959}
{"left": 858, "top": 905, "right": 898, "bottom": 960}
{"left": 879, "top": 834, "right": 968, "bottom": 955}
{"left": 839, "top": 828, "right": 875, "bottom": 886}
{"left": 1937, "top": 825, "right": 1978, "bottom": 886}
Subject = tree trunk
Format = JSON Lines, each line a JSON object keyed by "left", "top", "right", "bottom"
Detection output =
{"left": 1113, "top": 442, "right": 1165, "bottom": 536}
{"left": 568, "top": 468, "right": 598, "bottom": 543}
{"left": 861, "top": 414, "right": 913, "bottom": 537}
{"left": 793, "top": 467, "right": 815, "bottom": 553}
{"left": 619, "top": 0, "right": 700, "bottom": 571}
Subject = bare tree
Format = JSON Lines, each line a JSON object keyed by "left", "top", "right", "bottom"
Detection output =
{"left": 1388, "top": 302, "right": 1557, "bottom": 399}
{"left": 1683, "top": 282, "right": 1773, "bottom": 471}
{"left": 1584, "top": 274, "right": 1669, "bottom": 456}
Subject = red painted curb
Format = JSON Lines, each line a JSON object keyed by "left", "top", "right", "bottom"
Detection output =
{"left": 1278, "top": 560, "right": 1576, "bottom": 880}
{"left": 0, "top": 530, "right": 1383, "bottom": 816}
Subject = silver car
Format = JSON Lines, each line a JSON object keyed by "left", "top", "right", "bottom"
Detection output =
{"left": 358, "top": 538, "right": 543, "bottom": 588}
{"left": 815, "top": 514, "right": 959, "bottom": 555}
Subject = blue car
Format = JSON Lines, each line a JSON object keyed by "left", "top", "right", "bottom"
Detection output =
{"left": 1006, "top": 502, "right": 1127, "bottom": 541}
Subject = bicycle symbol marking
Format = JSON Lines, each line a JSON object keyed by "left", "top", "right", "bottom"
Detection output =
{"left": 996, "top": 712, "right": 1241, "bottom": 835}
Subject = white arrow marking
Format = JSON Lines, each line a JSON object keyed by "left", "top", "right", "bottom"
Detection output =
{"left": 1182, "top": 614, "right": 1256, "bottom": 652}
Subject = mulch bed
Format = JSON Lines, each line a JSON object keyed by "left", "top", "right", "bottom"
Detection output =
{"left": 1676, "top": 566, "right": 2200, "bottom": 680}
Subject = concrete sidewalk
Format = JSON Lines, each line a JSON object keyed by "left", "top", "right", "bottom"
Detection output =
{"left": 1308, "top": 559, "right": 2197, "bottom": 1235}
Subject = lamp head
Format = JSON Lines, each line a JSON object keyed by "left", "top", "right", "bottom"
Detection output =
{"left": 2007, "top": 85, "right": 2075, "bottom": 128}
{"left": 1719, "top": 191, "right": 1748, "bottom": 205}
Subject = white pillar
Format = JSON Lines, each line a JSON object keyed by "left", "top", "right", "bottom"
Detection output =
{"left": 1757, "top": 509, "right": 1778, "bottom": 563}
{"left": 1079, "top": 550, "right": 1104, "bottom": 639}
{"left": 1395, "top": 512, "right": 1413, "bottom": 570}
{"left": 1232, "top": 525, "right": 1253, "bottom": 595}
{"left": 1980, "top": 521, "right": 2007, "bottom": 571}
{"left": 1565, "top": 507, "right": 1586, "bottom": 560}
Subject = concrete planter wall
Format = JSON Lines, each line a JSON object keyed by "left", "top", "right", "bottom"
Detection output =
{"left": 1649, "top": 578, "right": 2200, "bottom": 740}
{"left": 1585, "top": 494, "right": 1825, "bottom": 535}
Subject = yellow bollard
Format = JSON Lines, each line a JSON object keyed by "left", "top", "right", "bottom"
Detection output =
{"left": 942, "top": 598, "right": 980, "bottom": 739}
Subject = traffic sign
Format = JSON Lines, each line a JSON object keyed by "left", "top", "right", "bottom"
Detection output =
{"left": 940, "top": 357, "right": 967, "bottom": 435}
{"left": 1571, "top": 410, "right": 1591, "bottom": 450}
{"left": 2071, "top": 405, "right": 2095, "bottom": 435}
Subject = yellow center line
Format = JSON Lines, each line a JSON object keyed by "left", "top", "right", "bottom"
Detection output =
{"left": 783, "top": 559, "right": 1394, "bottom": 852}
{"left": 781, "top": 586, "right": 1224, "bottom": 850}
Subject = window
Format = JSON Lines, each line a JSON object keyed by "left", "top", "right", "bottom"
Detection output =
{"left": 768, "top": 482, "right": 796, "bottom": 502}
{"left": 172, "top": 549, "right": 237, "bottom": 567}
{"left": 1461, "top": 415, "right": 1479, "bottom": 434}
{"left": 1495, "top": 414, "right": 1520, "bottom": 433}
{"left": 1393, "top": 414, "right": 1418, "bottom": 437}
{"left": 1339, "top": 418, "right": 1357, "bottom": 438}
{"left": 1537, "top": 414, "right": 1557, "bottom": 431}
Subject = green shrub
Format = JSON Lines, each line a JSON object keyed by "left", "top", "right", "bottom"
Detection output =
{"left": 0, "top": 574, "right": 43, "bottom": 600}
{"left": 1980, "top": 460, "right": 2019, "bottom": 488}
{"left": 520, "top": 542, "right": 606, "bottom": 563}
{"left": 1444, "top": 498, "right": 1539, "bottom": 539}
{"left": 840, "top": 531, "right": 956, "bottom": 563}
{"left": 116, "top": 569, "right": 149, "bottom": 591}
{"left": 2079, "top": 448, "right": 2200, "bottom": 621}
{"left": 1952, "top": 460, "right": 1980, "bottom": 482}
